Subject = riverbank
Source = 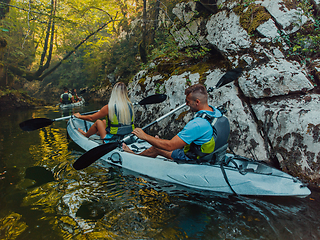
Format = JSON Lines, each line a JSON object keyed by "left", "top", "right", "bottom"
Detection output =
{"left": 0, "top": 89, "right": 46, "bottom": 111}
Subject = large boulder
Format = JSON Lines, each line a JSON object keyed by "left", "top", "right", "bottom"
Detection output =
{"left": 252, "top": 95, "right": 320, "bottom": 186}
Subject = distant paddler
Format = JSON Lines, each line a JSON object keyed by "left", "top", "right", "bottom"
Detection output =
{"left": 60, "top": 87, "right": 74, "bottom": 104}
{"left": 72, "top": 88, "right": 82, "bottom": 103}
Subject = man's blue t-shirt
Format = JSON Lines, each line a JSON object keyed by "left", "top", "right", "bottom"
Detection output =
{"left": 177, "top": 106, "right": 222, "bottom": 145}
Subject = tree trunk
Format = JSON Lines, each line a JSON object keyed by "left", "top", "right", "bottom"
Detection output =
{"left": 151, "top": 0, "right": 160, "bottom": 45}
{"left": 39, "top": 20, "right": 113, "bottom": 81}
{"left": 32, "top": 0, "right": 55, "bottom": 79}
{"left": 0, "top": 0, "right": 10, "bottom": 19}
{"left": 139, "top": 0, "right": 147, "bottom": 63}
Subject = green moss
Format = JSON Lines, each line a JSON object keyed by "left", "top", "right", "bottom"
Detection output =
{"left": 239, "top": 4, "right": 271, "bottom": 34}
{"left": 138, "top": 77, "right": 146, "bottom": 92}
{"left": 153, "top": 49, "right": 229, "bottom": 85}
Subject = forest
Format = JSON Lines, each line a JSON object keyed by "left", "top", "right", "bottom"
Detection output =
{"left": 0, "top": 0, "right": 206, "bottom": 104}
{"left": 1, "top": 0, "right": 320, "bottom": 105}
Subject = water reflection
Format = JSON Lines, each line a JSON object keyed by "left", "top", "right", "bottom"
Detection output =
{"left": 0, "top": 106, "right": 320, "bottom": 239}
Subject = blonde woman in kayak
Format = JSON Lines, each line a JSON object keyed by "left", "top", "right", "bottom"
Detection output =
{"left": 74, "top": 82, "right": 134, "bottom": 141}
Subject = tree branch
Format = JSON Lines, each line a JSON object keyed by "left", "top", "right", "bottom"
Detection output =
{"left": 38, "top": 19, "right": 114, "bottom": 81}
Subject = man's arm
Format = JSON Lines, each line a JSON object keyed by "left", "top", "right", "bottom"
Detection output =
{"left": 131, "top": 128, "right": 186, "bottom": 151}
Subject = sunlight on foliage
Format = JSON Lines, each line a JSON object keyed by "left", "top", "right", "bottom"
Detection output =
{"left": 273, "top": 0, "right": 320, "bottom": 63}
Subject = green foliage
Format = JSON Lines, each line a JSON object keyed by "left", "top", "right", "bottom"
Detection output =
{"left": 149, "top": 28, "right": 210, "bottom": 64}
{"left": 149, "top": 33, "right": 180, "bottom": 60}
{"left": 236, "top": 0, "right": 255, "bottom": 8}
{"left": 0, "top": 0, "right": 138, "bottom": 87}
{"left": 297, "top": 0, "right": 314, "bottom": 19}
{"left": 185, "top": 76, "right": 191, "bottom": 86}
{"left": 0, "top": 15, "right": 36, "bottom": 69}
{"left": 273, "top": 2, "right": 320, "bottom": 61}
{"left": 0, "top": 0, "right": 209, "bottom": 93}
{"left": 242, "top": 0, "right": 255, "bottom": 7}
{"left": 185, "top": 46, "right": 210, "bottom": 59}
{"left": 0, "top": 87, "right": 27, "bottom": 97}
{"left": 155, "top": 82, "right": 165, "bottom": 94}
{"left": 43, "top": 48, "right": 100, "bottom": 90}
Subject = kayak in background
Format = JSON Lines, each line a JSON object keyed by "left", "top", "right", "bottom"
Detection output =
{"left": 59, "top": 97, "right": 85, "bottom": 109}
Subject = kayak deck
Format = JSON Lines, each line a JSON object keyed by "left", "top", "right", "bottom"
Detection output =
{"left": 67, "top": 117, "right": 311, "bottom": 197}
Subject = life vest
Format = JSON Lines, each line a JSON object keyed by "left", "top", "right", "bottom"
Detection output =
{"left": 183, "top": 111, "right": 221, "bottom": 160}
{"left": 62, "top": 93, "right": 71, "bottom": 104}
{"left": 74, "top": 94, "right": 78, "bottom": 101}
{"left": 106, "top": 105, "right": 135, "bottom": 135}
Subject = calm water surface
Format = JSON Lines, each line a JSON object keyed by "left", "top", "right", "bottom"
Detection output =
{"left": 0, "top": 104, "right": 320, "bottom": 240}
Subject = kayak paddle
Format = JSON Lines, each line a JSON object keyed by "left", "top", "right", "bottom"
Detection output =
{"left": 73, "top": 69, "right": 240, "bottom": 170}
{"left": 19, "top": 94, "right": 167, "bottom": 131}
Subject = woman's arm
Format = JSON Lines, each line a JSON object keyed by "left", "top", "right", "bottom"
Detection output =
{"left": 74, "top": 105, "right": 109, "bottom": 121}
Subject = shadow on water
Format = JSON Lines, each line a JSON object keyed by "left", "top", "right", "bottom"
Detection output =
{"left": 25, "top": 166, "right": 56, "bottom": 188}
{"left": 76, "top": 200, "right": 110, "bottom": 220}
{"left": 0, "top": 105, "right": 320, "bottom": 239}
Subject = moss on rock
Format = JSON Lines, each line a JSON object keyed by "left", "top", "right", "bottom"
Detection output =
{"left": 239, "top": 4, "right": 271, "bottom": 35}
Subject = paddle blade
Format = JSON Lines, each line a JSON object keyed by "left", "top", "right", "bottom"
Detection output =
{"left": 138, "top": 94, "right": 167, "bottom": 105}
{"left": 216, "top": 68, "right": 243, "bottom": 88}
{"left": 19, "top": 118, "right": 54, "bottom": 131}
{"left": 73, "top": 142, "right": 119, "bottom": 170}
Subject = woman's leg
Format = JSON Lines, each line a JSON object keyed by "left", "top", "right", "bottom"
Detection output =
{"left": 78, "top": 119, "right": 106, "bottom": 138}
{"left": 96, "top": 120, "right": 107, "bottom": 139}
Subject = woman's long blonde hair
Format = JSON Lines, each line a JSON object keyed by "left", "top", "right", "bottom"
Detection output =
{"left": 108, "top": 82, "right": 134, "bottom": 125}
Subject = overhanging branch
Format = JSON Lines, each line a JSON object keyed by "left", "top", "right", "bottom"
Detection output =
{"left": 38, "top": 19, "right": 114, "bottom": 81}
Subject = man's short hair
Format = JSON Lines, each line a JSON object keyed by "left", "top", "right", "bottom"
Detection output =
{"left": 185, "top": 84, "right": 207, "bottom": 96}
{"left": 185, "top": 84, "right": 208, "bottom": 102}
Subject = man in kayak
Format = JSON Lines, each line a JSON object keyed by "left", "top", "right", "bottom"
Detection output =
{"left": 60, "top": 87, "right": 74, "bottom": 104}
{"left": 122, "top": 83, "right": 230, "bottom": 163}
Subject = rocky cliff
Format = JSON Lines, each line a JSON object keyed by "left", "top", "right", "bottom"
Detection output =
{"left": 124, "top": 0, "right": 320, "bottom": 187}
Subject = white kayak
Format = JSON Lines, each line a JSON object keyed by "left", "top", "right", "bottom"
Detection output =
{"left": 67, "top": 117, "right": 311, "bottom": 197}
{"left": 60, "top": 97, "right": 85, "bottom": 109}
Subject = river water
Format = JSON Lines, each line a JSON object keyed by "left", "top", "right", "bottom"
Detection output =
{"left": 0, "top": 103, "right": 320, "bottom": 240}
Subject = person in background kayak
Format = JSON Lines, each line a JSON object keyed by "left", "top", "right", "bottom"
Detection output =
{"left": 122, "top": 83, "right": 230, "bottom": 163}
{"left": 72, "top": 89, "right": 82, "bottom": 103}
{"left": 60, "top": 87, "right": 74, "bottom": 104}
{"left": 74, "top": 82, "right": 135, "bottom": 141}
